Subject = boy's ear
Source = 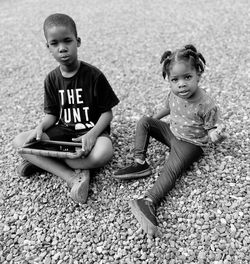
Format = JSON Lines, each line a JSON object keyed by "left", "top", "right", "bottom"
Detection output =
{"left": 77, "top": 37, "right": 81, "bottom": 47}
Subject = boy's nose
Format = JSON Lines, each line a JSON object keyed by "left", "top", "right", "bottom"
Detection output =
{"left": 58, "top": 44, "right": 67, "bottom": 52}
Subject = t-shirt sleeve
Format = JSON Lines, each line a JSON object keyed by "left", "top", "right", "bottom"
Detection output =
{"left": 94, "top": 73, "right": 119, "bottom": 113}
{"left": 44, "top": 75, "right": 60, "bottom": 118}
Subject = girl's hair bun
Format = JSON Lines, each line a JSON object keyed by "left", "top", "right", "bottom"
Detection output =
{"left": 184, "top": 44, "right": 197, "bottom": 53}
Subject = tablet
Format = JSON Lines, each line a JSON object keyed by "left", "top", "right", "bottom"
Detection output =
{"left": 18, "top": 140, "right": 84, "bottom": 159}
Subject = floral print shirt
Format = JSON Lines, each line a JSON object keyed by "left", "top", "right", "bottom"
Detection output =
{"left": 166, "top": 89, "right": 220, "bottom": 146}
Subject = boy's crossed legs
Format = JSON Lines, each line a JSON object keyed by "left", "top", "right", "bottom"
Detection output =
{"left": 13, "top": 129, "right": 113, "bottom": 204}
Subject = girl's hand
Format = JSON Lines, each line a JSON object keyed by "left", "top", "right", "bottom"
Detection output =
{"left": 209, "top": 124, "right": 227, "bottom": 144}
{"left": 24, "top": 126, "right": 43, "bottom": 145}
{"left": 72, "top": 131, "right": 97, "bottom": 156}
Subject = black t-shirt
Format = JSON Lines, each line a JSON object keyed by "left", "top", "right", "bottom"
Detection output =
{"left": 44, "top": 61, "right": 119, "bottom": 133}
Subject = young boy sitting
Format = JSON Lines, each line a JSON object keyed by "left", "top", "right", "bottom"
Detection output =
{"left": 13, "top": 13, "right": 119, "bottom": 204}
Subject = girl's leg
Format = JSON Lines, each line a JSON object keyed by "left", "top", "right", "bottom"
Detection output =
{"left": 64, "top": 136, "right": 113, "bottom": 169}
{"left": 146, "top": 138, "right": 203, "bottom": 205}
{"left": 134, "top": 116, "right": 172, "bottom": 161}
{"left": 129, "top": 136, "right": 203, "bottom": 237}
{"left": 113, "top": 116, "right": 173, "bottom": 179}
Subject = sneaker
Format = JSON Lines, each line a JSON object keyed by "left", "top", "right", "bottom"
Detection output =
{"left": 129, "top": 198, "right": 159, "bottom": 237}
{"left": 70, "top": 170, "right": 90, "bottom": 204}
{"left": 17, "top": 160, "right": 44, "bottom": 177}
{"left": 113, "top": 161, "right": 152, "bottom": 180}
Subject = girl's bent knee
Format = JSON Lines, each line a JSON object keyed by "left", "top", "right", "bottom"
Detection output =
{"left": 137, "top": 116, "right": 151, "bottom": 128}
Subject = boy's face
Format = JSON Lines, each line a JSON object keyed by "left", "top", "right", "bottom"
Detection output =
{"left": 45, "top": 25, "right": 81, "bottom": 67}
{"left": 168, "top": 62, "right": 200, "bottom": 100}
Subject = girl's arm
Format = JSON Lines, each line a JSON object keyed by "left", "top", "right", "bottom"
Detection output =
{"left": 204, "top": 107, "right": 227, "bottom": 144}
{"left": 72, "top": 110, "right": 113, "bottom": 155}
{"left": 25, "top": 114, "right": 57, "bottom": 144}
{"left": 152, "top": 107, "right": 170, "bottom": 119}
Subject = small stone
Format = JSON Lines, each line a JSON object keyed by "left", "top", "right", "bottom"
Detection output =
{"left": 44, "top": 257, "right": 51, "bottom": 264}
{"left": 220, "top": 218, "right": 227, "bottom": 225}
{"left": 141, "top": 252, "right": 147, "bottom": 260}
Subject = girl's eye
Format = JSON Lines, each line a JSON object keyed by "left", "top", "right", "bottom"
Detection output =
{"left": 171, "top": 78, "right": 178, "bottom": 83}
{"left": 185, "top": 75, "right": 192, "bottom": 80}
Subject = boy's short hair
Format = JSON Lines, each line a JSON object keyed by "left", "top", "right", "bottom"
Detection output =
{"left": 43, "top": 13, "right": 78, "bottom": 39}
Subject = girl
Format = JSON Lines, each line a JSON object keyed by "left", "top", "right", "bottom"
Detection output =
{"left": 113, "top": 44, "right": 226, "bottom": 236}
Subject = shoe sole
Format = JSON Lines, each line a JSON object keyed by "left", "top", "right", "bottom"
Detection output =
{"left": 70, "top": 176, "right": 90, "bottom": 204}
{"left": 129, "top": 200, "right": 159, "bottom": 237}
{"left": 112, "top": 168, "right": 152, "bottom": 180}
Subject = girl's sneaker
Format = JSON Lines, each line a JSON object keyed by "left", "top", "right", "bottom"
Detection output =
{"left": 17, "top": 160, "right": 44, "bottom": 177}
{"left": 129, "top": 198, "right": 160, "bottom": 237}
{"left": 113, "top": 162, "right": 152, "bottom": 180}
{"left": 70, "top": 170, "right": 90, "bottom": 204}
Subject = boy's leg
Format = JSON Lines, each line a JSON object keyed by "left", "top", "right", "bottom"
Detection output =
{"left": 64, "top": 135, "right": 114, "bottom": 169}
{"left": 13, "top": 130, "right": 89, "bottom": 203}
{"left": 113, "top": 116, "right": 172, "bottom": 179}
{"left": 13, "top": 130, "right": 48, "bottom": 177}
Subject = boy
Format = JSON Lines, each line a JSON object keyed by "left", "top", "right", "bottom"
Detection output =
{"left": 13, "top": 13, "right": 119, "bottom": 204}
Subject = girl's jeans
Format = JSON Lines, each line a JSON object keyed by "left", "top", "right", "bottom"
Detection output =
{"left": 134, "top": 116, "right": 203, "bottom": 205}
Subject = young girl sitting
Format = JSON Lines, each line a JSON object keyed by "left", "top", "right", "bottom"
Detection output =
{"left": 113, "top": 44, "right": 226, "bottom": 236}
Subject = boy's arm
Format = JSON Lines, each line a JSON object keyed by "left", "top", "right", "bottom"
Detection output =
{"left": 87, "top": 110, "right": 113, "bottom": 138}
{"left": 25, "top": 114, "right": 57, "bottom": 144}
{"left": 152, "top": 107, "right": 170, "bottom": 119}
{"left": 72, "top": 110, "right": 113, "bottom": 155}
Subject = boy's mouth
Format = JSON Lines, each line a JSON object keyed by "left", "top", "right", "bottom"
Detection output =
{"left": 60, "top": 55, "right": 70, "bottom": 60}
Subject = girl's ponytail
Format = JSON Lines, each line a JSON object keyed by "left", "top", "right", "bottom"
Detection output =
{"left": 160, "top": 50, "right": 172, "bottom": 79}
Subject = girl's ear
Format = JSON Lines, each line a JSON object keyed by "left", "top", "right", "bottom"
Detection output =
{"left": 197, "top": 72, "right": 202, "bottom": 82}
{"left": 77, "top": 37, "right": 81, "bottom": 47}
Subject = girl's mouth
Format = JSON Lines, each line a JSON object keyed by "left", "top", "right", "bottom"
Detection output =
{"left": 179, "top": 91, "right": 189, "bottom": 96}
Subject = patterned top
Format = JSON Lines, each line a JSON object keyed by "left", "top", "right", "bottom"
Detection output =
{"left": 166, "top": 89, "right": 219, "bottom": 146}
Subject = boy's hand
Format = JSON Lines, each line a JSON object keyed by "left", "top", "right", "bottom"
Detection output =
{"left": 208, "top": 124, "right": 227, "bottom": 144}
{"left": 72, "top": 132, "right": 97, "bottom": 156}
{"left": 24, "top": 126, "right": 43, "bottom": 145}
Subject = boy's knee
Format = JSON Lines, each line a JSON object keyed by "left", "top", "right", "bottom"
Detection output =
{"left": 92, "top": 149, "right": 113, "bottom": 167}
{"left": 12, "top": 134, "right": 23, "bottom": 149}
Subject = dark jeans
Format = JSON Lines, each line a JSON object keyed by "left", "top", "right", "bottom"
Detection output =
{"left": 134, "top": 116, "right": 203, "bottom": 205}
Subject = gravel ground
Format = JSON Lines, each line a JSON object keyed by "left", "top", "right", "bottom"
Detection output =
{"left": 0, "top": 0, "right": 249, "bottom": 263}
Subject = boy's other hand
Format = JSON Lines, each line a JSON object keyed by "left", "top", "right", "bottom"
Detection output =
{"left": 72, "top": 132, "right": 97, "bottom": 156}
{"left": 23, "top": 126, "right": 43, "bottom": 145}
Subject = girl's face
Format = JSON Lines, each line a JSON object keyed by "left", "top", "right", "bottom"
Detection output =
{"left": 168, "top": 61, "right": 200, "bottom": 100}
{"left": 46, "top": 25, "right": 81, "bottom": 70}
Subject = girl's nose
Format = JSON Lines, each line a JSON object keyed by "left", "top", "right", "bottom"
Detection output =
{"left": 178, "top": 79, "right": 186, "bottom": 88}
